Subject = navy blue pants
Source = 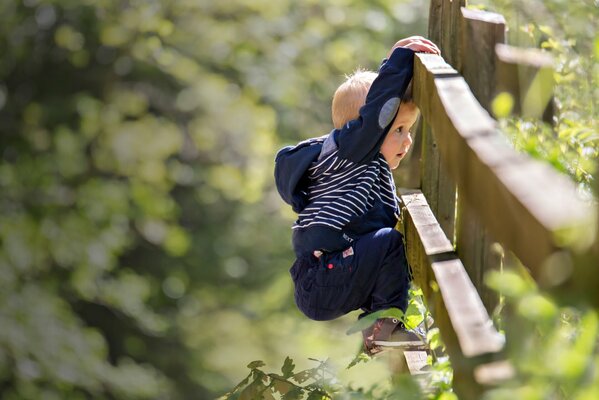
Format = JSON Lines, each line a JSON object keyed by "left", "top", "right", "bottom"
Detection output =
{"left": 290, "top": 228, "right": 411, "bottom": 321}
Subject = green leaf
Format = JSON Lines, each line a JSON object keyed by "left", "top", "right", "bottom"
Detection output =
{"left": 438, "top": 392, "right": 459, "bottom": 400}
{"left": 538, "top": 25, "right": 554, "bottom": 36}
{"left": 485, "top": 270, "right": 535, "bottom": 299}
{"left": 281, "top": 356, "right": 295, "bottom": 378}
{"left": 307, "top": 390, "right": 328, "bottom": 400}
{"left": 517, "top": 294, "right": 558, "bottom": 323}
{"left": 282, "top": 387, "right": 304, "bottom": 400}
{"left": 389, "top": 374, "right": 422, "bottom": 399}
{"left": 239, "top": 378, "right": 266, "bottom": 400}
{"left": 247, "top": 360, "right": 266, "bottom": 369}
{"left": 403, "top": 301, "right": 425, "bottom": 330}
{"left": 346, "top": 352, "right": 371, "bottom": 369}
{"left": 426, "top": 327, "right": 442, "bottom": 351}
{"left": 492, "top": 92, "right": 514, "bottom": 118}
{"left": 262, "top": 388, "right": 276, "bottom": 400}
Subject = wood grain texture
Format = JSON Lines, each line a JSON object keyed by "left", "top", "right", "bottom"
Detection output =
{"left": 404, "top": 351, "right": 430, "bottom": 375}
{"left": 394, "top": 117, "right": 422, "bottom": 189}
{"left": 414, "top": 55, "right": 458, "bottom": 241}
{"left": 457, "top": 7, "right": 507, "bottom": 313}
{"left": 461, "top": 7, "right": 507, "bottom": 112}
{"left": 413, "top": 52, "right": 594, "bottom": 290}
{"left": 400, "top": 190, "right": 505, "bottom": 399}
{"left": 400, "top": 191, "right": 504, "bottom": 357}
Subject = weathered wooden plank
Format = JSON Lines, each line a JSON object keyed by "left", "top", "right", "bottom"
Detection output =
{"left": 420, "top": 99, "right": 457, "bottom": 243}
{"left": 428, "top": 0, "right": 442, "bottom": 45}
{"left": 431, "top": 258, "right": 504, "bottom": 357}
{"left": 401, "top": 192, "right": 504, "bottom": 355}
{"left": 425, "top": 0, "right": 461, "bottom": 243}
{"left": 400, "top": 190, "right": 505, "bottom": 399}
{"left": 436, "top": 158, "right": 457, "bottom": 244}
{"left": 415, "top": 57, "right": 458, "bottom": 242}
{"left": 457, "top": 7, "right": 507, "bottom": 313}
{"left": 460, "top": 7, "right": 507, "bottom": 113}
{"left": 495, "top": 43, "right": 555, "bottom": 122}
{"left": 430, "top": 0, "right": 465, "bottom": 70}
{"left": 404, "top": 350, "right": 430, "bottom": 375}
{"left": 412, "top": 53, "right": 594, "bottom": 291}
{"left": 401, "top": 189, "right": 453, "bottom": 301}
{"left": 474, "top": 360, "right": 516, "bottom": 386}
{"left": 394, "top": 117, "right": 422, "bottom": 189}
{"left": 456, "top": 200, "right": 499, "bottom": 311}
{"left": 420, "top": 120, "right": 438, "bottom": 210}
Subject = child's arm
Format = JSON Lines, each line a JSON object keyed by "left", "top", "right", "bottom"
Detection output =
{"left": 336, "top": 37, "right": 439, "bottom": 164}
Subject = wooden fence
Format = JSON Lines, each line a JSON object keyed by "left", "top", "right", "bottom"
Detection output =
{"left": 398, "top": 1, "right": 599, "bottom": 398}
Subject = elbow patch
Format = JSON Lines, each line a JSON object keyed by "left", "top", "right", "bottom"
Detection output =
{"left": 378, "top": 97, "right": 400, "bottom": 129}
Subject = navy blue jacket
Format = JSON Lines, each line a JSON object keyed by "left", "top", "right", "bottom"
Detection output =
{"left": 275, "top": 47, "right": 414, "bottom": 256}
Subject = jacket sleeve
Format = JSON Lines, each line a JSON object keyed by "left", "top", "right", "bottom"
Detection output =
{"left": 336, "top": 47, "right": 414, "bottom": 164}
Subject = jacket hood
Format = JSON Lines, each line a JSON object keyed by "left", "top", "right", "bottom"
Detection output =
{"left": 274, "top": 135, "right": 327, "bottom": 213}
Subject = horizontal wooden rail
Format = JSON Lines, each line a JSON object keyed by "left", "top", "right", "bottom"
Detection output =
{"left": 412, "top": 52, "right": 595, "bottom": 293}
{"left": 399, "top": 190, "right": 509, "bottom": 398}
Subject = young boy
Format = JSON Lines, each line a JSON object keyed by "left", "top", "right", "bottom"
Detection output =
{"left": 275, "top": 37, "right": 440, "bottom": 355}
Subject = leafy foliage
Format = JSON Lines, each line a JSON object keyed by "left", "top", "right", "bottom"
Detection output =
{"left": 485, "top": 263, "right": 599, "bottom": 399}
{"left": 226, "top": 286, "right": 457, "bottom": 399}
{"left": 219, "top": 358, "right": 336, "bottom": 400}
{"left": 470, "top": 1, "right": 599, "bottom": 396}
{"left": 474, "top": 0, "right": 598, "bottom": 189}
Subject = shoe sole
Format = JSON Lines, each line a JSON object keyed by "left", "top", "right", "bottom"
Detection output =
{"left": 373, "top": 340, "right": 426, "bottom": 348}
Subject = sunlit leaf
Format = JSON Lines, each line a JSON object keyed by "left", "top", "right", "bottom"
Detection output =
{"left": 426, "top": 327, "right": 442, "bottom": 351}
{"left": 517, "top": 294, "right": 558, "bottom": 322}
{"left": 485, "top": 270, "right": 535, "bottom": 299}
{"left": 281, "top": 356, "right": 295, "bottom": 379}
{"left": 346, "top": 352, "right": 371, "bottom": 370}
{"left": 492, "top": 92, "right": 514, "bottom": 118}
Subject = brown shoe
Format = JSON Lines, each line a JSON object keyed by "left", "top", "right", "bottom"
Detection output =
{"left": 363, "top": 318, "right": 426, "bottom": 355}
{"left": 362, "top": 317, "right": 401, "bottom": 355}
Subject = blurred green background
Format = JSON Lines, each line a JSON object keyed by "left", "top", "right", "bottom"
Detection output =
{"left": 0, "top": 1, "right": 429, "bottom": 398}
{"left": 0, "top": 0, "right": 596, "bottom": 399}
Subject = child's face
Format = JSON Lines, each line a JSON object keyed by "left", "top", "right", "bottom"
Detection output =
{"left": 380, "top": 102, "right": 420, "bottom": 170}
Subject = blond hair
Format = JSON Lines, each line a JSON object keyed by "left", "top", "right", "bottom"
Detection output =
{"left": 331, "top": 69, "right": 415, "bottom": 129}
{"left": 331, "top": 69, "right": 377, "bottom": 129}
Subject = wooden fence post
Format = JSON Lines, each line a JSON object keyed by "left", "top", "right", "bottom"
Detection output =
{"left": 422, "top": 0, "right": 465, "bottom": 242}
{"left": 461, "top": 8, "right": 507, "bottom": 113}
{"left": 495, "top": 43, "right": 555, "bottom": 123}
{"left": 394, "top": 118, "right": 422, "bottom": 189}
{"left": 454, "top": 7, "right": 508, "bottom": 314}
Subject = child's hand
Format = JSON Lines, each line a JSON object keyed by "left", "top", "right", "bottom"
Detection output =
{"left": 388, "top": 36, "right": 440, "bottom": 57}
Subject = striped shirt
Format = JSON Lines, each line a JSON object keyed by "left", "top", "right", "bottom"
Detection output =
{"left": 293, "top": 148, "right": 399, "bottom": 231}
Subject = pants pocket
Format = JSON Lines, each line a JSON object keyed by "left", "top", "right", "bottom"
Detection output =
{"left": 314, "top": 252, "right": 354, "bottom": 287}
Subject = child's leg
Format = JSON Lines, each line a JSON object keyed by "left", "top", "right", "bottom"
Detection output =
{"left": 352, "top": 227, "right": 410, "bottom": 314}
{"left": 290, "top": 227, "right": 409, "bottom": 321}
